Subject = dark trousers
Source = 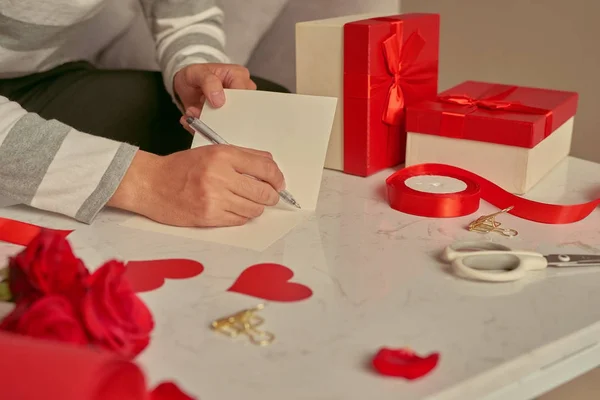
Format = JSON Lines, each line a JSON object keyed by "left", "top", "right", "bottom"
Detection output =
{"left": 0, "top": 62, "right": 289, "bottom": 156}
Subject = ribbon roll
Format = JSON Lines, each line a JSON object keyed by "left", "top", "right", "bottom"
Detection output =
{"left": 386, "top": 164, "right": 600, "bottom": 224}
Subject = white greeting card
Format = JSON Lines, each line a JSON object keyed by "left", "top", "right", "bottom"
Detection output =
{"left": 121, "top": 89, "right": 337, "bottom": 251}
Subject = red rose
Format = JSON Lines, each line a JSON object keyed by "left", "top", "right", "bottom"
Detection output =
{"left": 7, "top": 295, "right": 89, "bottom": 345}
{"left": 82, "top": 260, "right": 154, "bottom": 359}
{"left": 9, "top": 230, "right": 89, "bottom": 303}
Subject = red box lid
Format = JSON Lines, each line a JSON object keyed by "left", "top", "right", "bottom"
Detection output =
{"left": 406, "top": 81, "right": 578, "bottom": 148}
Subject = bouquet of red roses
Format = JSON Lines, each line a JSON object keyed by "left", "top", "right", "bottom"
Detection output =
{"left": 0, "top": 230, "right": 194, "bottom": 399}
{"left": 0, "top": 229, "right": 153, "bottom": 359}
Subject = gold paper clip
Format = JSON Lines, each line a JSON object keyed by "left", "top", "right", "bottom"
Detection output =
{"left": 211, "top": 304, "right": 275, "bottom": 346}
{"left": 467, "top": 206, "right": 518, "bottom": 237}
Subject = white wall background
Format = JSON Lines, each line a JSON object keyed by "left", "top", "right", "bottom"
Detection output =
{"left": 400, "top": 0, "right": 599, "bottom": 163}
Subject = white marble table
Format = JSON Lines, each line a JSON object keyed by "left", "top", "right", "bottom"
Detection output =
{"left": 1, "top": 156, "right": 600, "bottom": 400}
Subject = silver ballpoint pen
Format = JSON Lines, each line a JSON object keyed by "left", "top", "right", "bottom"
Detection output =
{"left": 186, "top": 116, "right": 301, "bottom": 209}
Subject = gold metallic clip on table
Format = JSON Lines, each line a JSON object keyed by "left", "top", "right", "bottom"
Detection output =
{"left": 467, "top": 206, "right": 518, "bottom": 237}
{"left": 211, "top": 304, "right": 275, "bottom": 346}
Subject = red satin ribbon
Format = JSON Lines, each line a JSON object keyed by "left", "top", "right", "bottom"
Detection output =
{"left": 437, "top": 85, "right": 554, "bottom": 137}
{"left": 381, "top": 26, "right": 427, "bottom": 125}
{"left": 342, "top": 15, "right": 438, "bottom": 176}
{"left": 0, "top": 217, "right": 72, "bottom": 246}
{"left": 386, "top": 164, "right": 600, "bottom": 224}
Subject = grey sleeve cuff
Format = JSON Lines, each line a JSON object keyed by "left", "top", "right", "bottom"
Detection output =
{"left": 74, "top": 143, "right": 138, "bottom": 224}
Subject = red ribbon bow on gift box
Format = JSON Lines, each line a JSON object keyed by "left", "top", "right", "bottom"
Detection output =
{"left": 381, "top": 25, "right": 430, "bottom": 126}
{"left": 437, "top": 85, "right": 554, "bottom": 137}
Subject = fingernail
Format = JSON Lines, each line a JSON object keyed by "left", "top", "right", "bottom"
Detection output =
{"left": 211, "top": 91, "right": 225, "bottom": 107}
{"left": 185, "top": 108, "right": 194, "bottom": 117}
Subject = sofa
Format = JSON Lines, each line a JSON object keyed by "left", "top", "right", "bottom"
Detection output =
{"left": 98, "top": 0, "right": 400, "bottom": 92}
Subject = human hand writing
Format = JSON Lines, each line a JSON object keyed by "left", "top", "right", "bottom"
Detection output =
{"left": 108, "top": 147, "right": 285, "bottom": 227}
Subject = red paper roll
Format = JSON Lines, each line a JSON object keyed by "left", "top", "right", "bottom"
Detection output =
{"left": 0, "top": 331, "right": 146, "bottom": 400}
{"left": 0, "top": 331, "right": 193, "bottom": 400}
{"left": 386, "top": 164, "right": 600, "bottom": 224}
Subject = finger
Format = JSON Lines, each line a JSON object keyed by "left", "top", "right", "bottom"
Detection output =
{"left": 180, "top": 107, "right": 207, "bottom": 135}
{"left": 195, "top": 71, "right": 226, "bottom": 108}
{"left": 229, "top": 174, "right": 280, "bottom": 206}
{"left": 186, "top": 106, "right": 202, "bottom": 118}
{"left": 247, "top": 79, "right": 258, "bottom": 90}
{"left": 176, "top": 85, "right": 206, "bottom": 111}
{"left": 223, "top": 66, "right": 252, "bottom": 90}
{"left": 225, "top": 192, "right": 267, "bottom": 218}
{"left": 229, "top": 76, "right": 250, "bottom": 89}
{"left": 201, "top": 211, "right": 249, "bottom": 227}
{"left": 179, "top": 115, "right": 195, "bottom": 135}
{"left": 230, "top": 149, "right": 286, "bottom": 191}
{"left": 231, "top": 145, "right": 273, "bottom": 159}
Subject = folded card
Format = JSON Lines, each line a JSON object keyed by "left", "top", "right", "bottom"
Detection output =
{"left": 121, "top": 89, "right": 337, "bottom": 251}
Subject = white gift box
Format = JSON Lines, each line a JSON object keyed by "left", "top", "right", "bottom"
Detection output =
{"left": 405, "top": 81, "right": 579, "bottom": 194}
{"left": 296, "top": 13, "right": 440, "bottom": 176}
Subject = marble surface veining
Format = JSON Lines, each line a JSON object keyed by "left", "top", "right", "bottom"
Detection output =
{"left": 0, "top": 156, "right": 599, "bottom": 400}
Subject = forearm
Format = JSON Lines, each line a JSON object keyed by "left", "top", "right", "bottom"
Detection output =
{"left": 0, "top": 96, "right": 137, "bottom": 224}
{"left": 139, "top": 0, "right": 229, "bottom": 97}
{"left": 107, "top": 150, "right": 162, "bottom": 215}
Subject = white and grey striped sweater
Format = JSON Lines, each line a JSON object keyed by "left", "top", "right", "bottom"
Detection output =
{"left": 0, "top": 0, "right": 229, "bottom": 223}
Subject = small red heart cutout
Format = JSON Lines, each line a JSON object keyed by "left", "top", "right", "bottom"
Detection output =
{"left": 227, "top": 263, "right": 313, "bottom": 302}
{"left": 124, "top": 259, "right": 204, "bottom": 293}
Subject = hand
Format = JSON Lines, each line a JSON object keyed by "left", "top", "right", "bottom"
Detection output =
{"left": 173, "top": 63, "right": 257, "bottom": 113}
{"left": 108, "top": 147, "right": 285, "bottom": 227}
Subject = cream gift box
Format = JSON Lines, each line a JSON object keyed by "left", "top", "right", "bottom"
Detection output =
{"left": 296, "top": 13, "right": 440, "bottom": 177}
{"left": 405, "top": 81, "right": 579, "bottom": 194}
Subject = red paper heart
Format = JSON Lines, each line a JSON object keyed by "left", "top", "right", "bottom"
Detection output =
{"left": 227, "top": 263, "right": 313, "bottom": 302}
{"left": 124, "top": 259, "right": 204, "bottom": 293}
{"left": 0, "top": 217, "right": 72, "bottom": 246}
{"left": 372, "top": 347, "right": 440, "bottom": 380}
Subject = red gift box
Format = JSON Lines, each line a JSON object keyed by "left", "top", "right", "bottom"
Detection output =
{"left": 406, "top": 81, "right": 579, "bottom": 148}
{"left": 343, "top": 14, "right": 440, "bottom": 177}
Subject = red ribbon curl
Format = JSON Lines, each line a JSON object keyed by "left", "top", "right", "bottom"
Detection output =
{"left": 386, "top": 164, "right": 600, "bottom": 224}
{"left": 0, "top": 217, "right": 72, "bottom": 246}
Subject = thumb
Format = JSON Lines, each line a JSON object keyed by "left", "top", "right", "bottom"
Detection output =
{"left": 188, "top": 68, "right": 226, "bottom": 108}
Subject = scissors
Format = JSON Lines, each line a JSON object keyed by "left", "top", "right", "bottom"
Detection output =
{"left": 442, "top": 241, "right": 600, "bottom": 282}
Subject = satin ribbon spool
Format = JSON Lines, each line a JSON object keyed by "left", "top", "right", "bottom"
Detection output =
{"left": 386, "top": 167, "right": 480, "bottom": 218}
{"left": 386, "top": 164, "right": 600, "bottom": 224}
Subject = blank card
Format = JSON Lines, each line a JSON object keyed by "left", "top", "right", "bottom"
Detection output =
{"left": 121, "top": 89, "right": 337, "bottom": 251}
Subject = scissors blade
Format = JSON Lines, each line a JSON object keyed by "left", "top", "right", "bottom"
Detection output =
{"left": 545, "top": 254, "right": 600, "bottom": 267}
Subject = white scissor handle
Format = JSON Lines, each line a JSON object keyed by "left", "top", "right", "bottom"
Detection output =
{"left": 443, "top": 241, "right": 548, "bottom": 282}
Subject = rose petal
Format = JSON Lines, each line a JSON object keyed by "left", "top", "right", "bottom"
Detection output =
{"left": 372, "top": 347, "right": 440, "bottom": 380}
{"left": 150, "top": 382, "right": 196, "bottom": 400}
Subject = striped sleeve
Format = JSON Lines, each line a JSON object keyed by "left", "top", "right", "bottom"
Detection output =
{"left": 139, "top": 0, "right": 229, "bottom": 98}
{"left": 0, "top": 96, "right": 137, "bottom": 224}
